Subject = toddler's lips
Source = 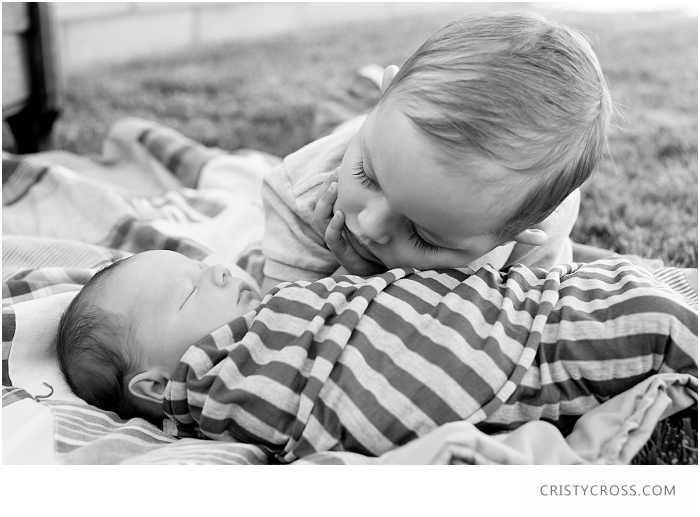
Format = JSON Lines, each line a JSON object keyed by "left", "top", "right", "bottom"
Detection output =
{"left": 342, "top": 225, "right": 382, "bottom": 264}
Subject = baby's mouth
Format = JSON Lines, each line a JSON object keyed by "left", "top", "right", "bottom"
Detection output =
{"left": 238, "top": 282, "right": 260, "bottom": 301}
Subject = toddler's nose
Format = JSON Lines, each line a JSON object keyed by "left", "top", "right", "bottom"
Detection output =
{"left": 358, "top": 198, "right": 396, "bottom": 245}
{"left": 208, "top": 264, "right": 232, "bottom": 287}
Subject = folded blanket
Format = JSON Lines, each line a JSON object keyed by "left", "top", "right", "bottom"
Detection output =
{"left": 163, "top": 259, "right": 698, "bottom": 463}
{"left": 2, "top": 117, "right": 274, "bottom": 287}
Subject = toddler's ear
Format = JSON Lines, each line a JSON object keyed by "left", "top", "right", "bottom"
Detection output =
{"left": 512, "top": 228, "right": 548, "bottom": 247}
{"left": 381, "top": 65, "right": 400, "bottom": 94}
{"left": 128, "top": 369, "right": 169, "bottom": 404}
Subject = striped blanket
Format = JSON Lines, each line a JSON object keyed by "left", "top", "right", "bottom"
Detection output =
{"left": 1, "top": 117, "right": 278, "bottom": 464}
{"left": 2, "top": 117, "right": 273, "bottom": 286}
{"left": 4, "top": 257, "right": 696, "bottom": 465}
{"left": 163, "top": 260, "right": 698, "bottom": 463}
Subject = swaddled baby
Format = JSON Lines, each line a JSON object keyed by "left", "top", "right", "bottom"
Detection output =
{"left": 58, "top": 250, "right": 698, "bottom": 463}
{"left": 57, "top": 250, "right": 263, "bottom": 422}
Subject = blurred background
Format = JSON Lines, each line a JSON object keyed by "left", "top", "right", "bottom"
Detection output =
{"left": 2, "top": 1, "right": 698, "bottom": 268}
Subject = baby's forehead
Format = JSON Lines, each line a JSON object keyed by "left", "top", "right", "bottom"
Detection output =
{"left": 126, "top": 250, "right": 191, "bottom": 276}
{"left": 93, "top": 267, "right": 140, "bottom": 317}
{"left": 99, "top": 255, "right": 172, "bottom": 312}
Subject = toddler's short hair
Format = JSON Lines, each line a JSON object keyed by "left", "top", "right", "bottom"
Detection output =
{"left": 57, "top": 258, "right": 146, "bottom": 421}
{"left": 381, "top": 10, "right": 612, "bottom": 241}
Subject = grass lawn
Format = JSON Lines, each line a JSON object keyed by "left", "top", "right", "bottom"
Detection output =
{"left": 3, "top": 7, "right": 697, "bottom": 464}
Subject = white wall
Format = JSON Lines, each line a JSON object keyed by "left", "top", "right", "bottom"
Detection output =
{"left": 52, "top": 2, "right": 533, "bottom": 74}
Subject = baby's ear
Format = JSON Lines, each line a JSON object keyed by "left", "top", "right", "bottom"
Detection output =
{"left": 128, "top": 369, "right": 169, "bottom": 404}
{"left": 511, "top": 228, "right": 548, "bottom": 247}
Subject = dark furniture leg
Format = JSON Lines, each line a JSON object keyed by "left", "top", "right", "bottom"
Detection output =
{"left": 4, "top": 3, "right": 62, "bottom": 153}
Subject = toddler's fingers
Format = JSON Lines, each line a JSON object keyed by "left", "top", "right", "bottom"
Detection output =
{"left": 325, "top": 209, "right": 384, "bottom": 276}
{"left": 326, "top": 211, "right": 361, "bottom": 263}
{"left": 315, "top": 168, "right": 340, "bottom": 204}
{"left": 317, "top": 182, "right": 338, "bottom": 214}
{"left": 325, "top": 210, "right": 346, "bottom": 246}
{"left": 325, "top": 211, "right": 373, "bottom": 271}
{"left": 314, "top": 182, "right": 338, "bottom": 233}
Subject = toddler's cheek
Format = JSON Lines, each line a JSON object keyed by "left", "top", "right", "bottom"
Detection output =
{"left": 335, "top": 164, "right": 360, "bottom": 215}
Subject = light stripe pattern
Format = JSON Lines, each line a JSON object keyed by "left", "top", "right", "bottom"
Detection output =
{"left": 1, "top": 235, "right": 130, "bottom": 282}
{"left": 163, "top": 259, "right": 698, "bottom": 463}
{"left": 2, "top": 388, "right": 269, "bottom": 465}
{"left": 2, "top": 117, "right": 267, "bottom": 287}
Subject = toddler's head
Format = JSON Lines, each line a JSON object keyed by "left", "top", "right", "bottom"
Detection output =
{"left": 57, "top": 250, "right": 261, "bottom": 422}
{"left": 334, "top": 10, "right": 612, "bottom": 270}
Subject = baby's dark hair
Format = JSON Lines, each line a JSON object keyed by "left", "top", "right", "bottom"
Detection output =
{"left": 380, "top": 10, "right": 613, "bottom": 242}
{"left": 56, "top": 257, "right": 149, "bottom": 421}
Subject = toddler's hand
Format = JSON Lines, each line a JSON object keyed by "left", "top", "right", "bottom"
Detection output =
{"left": 313, "top": 169, "right": 340, "bottom": 239}
{"left": 325, "top": 209, "right": 386, "bottom": 276}
{"left": 313, "top": 169, "right": 385, "bottom": 276}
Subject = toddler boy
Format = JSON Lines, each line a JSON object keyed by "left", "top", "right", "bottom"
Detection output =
{"left": 58, "top": 251, "right": 697, "bottom": 462}
{"left": 261, "top": 10, "right": 611, "bottom": 294}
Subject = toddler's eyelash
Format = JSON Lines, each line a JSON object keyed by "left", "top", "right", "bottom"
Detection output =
{"left": 353, "top": 161, "right": 380, "bottom": 190}
{"left": 352, "top": 160, "right": 440, "bottom": 254}
{"left": 408, "top": 222, "right": 441, "bottom": 254}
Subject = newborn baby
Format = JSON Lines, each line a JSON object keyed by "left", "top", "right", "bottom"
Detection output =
{"left": 57, "top": 250, "right": 262, "bottom": 421}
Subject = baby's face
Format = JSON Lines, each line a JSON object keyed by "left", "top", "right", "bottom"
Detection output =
{"left": 334, "top": 101, "right": 528, "bottom": 270}
{"left": 104, "top": 250, "right": 261, "bottom": 373}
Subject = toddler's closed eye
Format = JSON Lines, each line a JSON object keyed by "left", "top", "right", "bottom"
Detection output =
{"left": 408, "top": 222, "right": 441, "bottom": 253}
{"left": 353, "top": 161, "right": 380, "bottom": 190}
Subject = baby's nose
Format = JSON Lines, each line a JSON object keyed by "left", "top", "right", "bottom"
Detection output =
{"left": 209, "top": 264, "right": 232, "bottom": 287}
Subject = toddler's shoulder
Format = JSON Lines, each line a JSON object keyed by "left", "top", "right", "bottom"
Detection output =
{"left": 280, "top": 129, "right": 355, "bottom": 191}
